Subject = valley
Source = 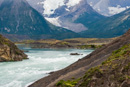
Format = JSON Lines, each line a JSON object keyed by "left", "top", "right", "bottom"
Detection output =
{"left": 0, "top": 0, "right": 130, "bottom": 87}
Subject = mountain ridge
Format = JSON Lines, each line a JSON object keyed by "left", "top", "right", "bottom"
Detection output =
{"left": 26, "top": 0, "right": 104, "bottom": 32}
{"left": 87, "top": 0, "right": 130, "bottom": 16}
{"left": 0, "top": 0, "right": 79, "bottom": 41}
{"left": 80, "top": 8, "right": 130, "bottom": 38}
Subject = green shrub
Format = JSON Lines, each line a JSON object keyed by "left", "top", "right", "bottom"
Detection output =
{"left": 56, "top": 79, "right": 80, "bottom": 87}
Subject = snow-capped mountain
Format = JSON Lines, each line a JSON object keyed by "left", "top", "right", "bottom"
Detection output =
{"left": 27, "top": 0, "right": 103, "bottom": 32}
{"left": 26, "top": 0, "right": 130, "bottom": 36}
{"left": 27, "top": 0, "right": 130, "bottom": 17}
{"left": 87, "top": 0, "right": 130, "bottom": 16}
{"left": 0, "top": 0, "right": 79, "bottom": 41}
{"left": 28, "top": 0, "right": 81, "bottom": 17}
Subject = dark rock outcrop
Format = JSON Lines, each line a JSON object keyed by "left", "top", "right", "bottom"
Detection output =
{"left": 0, "top": 35, "right": 27, "bottom": 62}
{"left": 70, "top": 53, "right": 82, "bottom": 55}
{"left": 29, "top": 30, "right": 130, "bottom": 87}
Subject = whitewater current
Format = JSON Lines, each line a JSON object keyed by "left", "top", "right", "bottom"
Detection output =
{"left": 0, "top": 44, "right": 93, "bottom": 87}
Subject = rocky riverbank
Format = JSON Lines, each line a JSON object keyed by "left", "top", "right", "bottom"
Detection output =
{"left": 0, "top": 35, "right": 28, "bottom": 62}
{"left": 29, "top": 29, "right": 130, "bottom": 87}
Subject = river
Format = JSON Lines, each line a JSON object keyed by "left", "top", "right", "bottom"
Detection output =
{"left": 0, "top": 44, "right": 93, "bottom": 87}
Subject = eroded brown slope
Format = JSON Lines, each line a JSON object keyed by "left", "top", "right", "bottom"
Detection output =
{"left": 0, "top": 35, "right": 27, "bottom": 62}
{"left": 29, "top": 29, "right": 130, "bottom": 87}
{"left": 76, "top": 44, "right": 130, "bottom": 87}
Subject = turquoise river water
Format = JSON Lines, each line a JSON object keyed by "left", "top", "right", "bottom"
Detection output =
{"left": 0, "top": 44, "right": 93, "bottom": 87}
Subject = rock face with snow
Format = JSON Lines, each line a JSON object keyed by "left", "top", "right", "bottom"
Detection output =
{"left": 87, "top": 0, "right": 130, "bottom": 16}
{"left": 27, "top": 0, "right": 104, "bottom": 32}
{"left": 26, "top": 0, "right": 130, "bottom": 33}
{"left": 0, "top": 0, "right": 79, "bottom": 41}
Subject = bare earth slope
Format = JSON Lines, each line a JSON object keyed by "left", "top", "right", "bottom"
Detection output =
{"left": 29, "top": 29, "right": 130, "bottom": 87}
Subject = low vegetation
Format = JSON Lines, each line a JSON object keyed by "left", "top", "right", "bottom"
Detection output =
{"left": 56, "top": 78, "right": 80, "bottom": 87}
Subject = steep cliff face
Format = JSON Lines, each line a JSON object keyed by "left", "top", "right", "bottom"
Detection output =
{"left": 0, "top": 35, "right": 27, "bottom": 62}
{"left": 29, "top": 29, "right": 130, "bottom": 87}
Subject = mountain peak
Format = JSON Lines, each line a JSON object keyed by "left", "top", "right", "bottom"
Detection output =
{"left": 26, "top": 0, "right": 104, "bottom": 33}
{"left": 0, "top": 0, "right": 79, "bottom": 41}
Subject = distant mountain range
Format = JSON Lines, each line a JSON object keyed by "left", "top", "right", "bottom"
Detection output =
{"left": 26, "top": 0, "right": 130, "bottom": 17}
{"left": 80, "top": 8, "right": 130, "bottom": 38}
{"left": 26, "top": 0, "right": 130, "bottom": 37}
{"left": 87, "top": 0, "right": 130, "bottom": 16}
{"left": 0, "top": 0, "right": 130, "bottom": 40}
{"left": 27, "top": 0, "right": 104, "bottom": 32}
{"left": 0, "top": 0, "right": 79, "bottom": 41}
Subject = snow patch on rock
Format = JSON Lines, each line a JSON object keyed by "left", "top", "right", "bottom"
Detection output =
{"left": 43, "top": 0, "right": 65, "bottom": 16}
{"left": 88, "top": 0, "right": 130, "bottom": 16}
{"left": 43, "top": 0, "right": 81, "bottom": 16}
{"left": 45, "top": 17, "right": 61, "bottom": 27}
{"left": 66, "top": 0, "right": 81, "bottom": 8}
{"left": 5, "top": 27, "right": 10, "bottom": 32}
{"left": 89, "top": 2, "right": 93, "bottom": 6}
{"left": 108, "top": 5, "right": 130, "bottom": 15}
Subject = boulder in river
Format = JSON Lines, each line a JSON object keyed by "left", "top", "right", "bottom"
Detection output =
{"left": 70, "top": 53, "right": 83, "bottom": 55}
